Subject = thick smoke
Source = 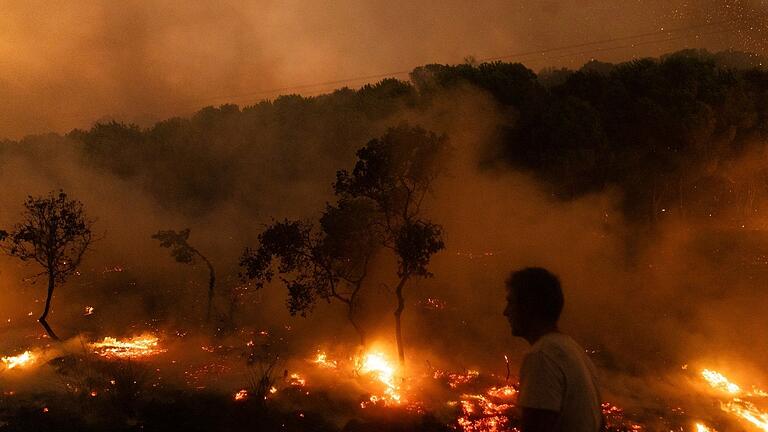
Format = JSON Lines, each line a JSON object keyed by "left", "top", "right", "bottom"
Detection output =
{"left": 1, "top": 0, "right": 763, "bottom": 138}
{"left": 1, "top": 63, "right": 768, "bottom": 429}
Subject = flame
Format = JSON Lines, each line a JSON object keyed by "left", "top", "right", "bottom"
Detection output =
{"left": 358, "top": 350, "right": 401, "bottom": 405}
{"left": 289, "top": 373, "right": 306, "bottom": 387}
{"left": 234, "top": 389, "right": 248, "bottom": 401}
{"left": 722, "top": 400, "right": 768, "bottom": 431}
{"left": 313, "top": 352, "right": 338, "bottom": 369}
{"left": 1, "top": 351, "right": 36, "bottom": 370}
{"left": 700, "top": 369, "right": 768, "bottom": 431}
{"left": 90, "top": 334, "right": 166, "bottom": 359}
{"left": 702, "top": 369, "right": 742, "bottom": 394}
{"left": 695, "top": 423, "right": 717, "bottom": 432}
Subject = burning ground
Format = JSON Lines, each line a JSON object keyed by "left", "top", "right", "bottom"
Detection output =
{"left": 1, "top": 322, "right": 768, "bottom": 431}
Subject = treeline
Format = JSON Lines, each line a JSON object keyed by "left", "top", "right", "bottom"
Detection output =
{"left": 2, "top": 48, "right": 767, "bottom": 223}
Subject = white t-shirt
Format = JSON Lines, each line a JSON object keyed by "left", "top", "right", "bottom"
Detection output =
{"left": 518, "top": 332, "right": 602, "bottom": 432}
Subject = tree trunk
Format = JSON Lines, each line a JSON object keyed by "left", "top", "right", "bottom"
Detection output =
{"left": 203, "top": 258, "right": 216, "bottom": 322}
{"left": 393, "top": 276, "right": 408, "bottom": 365}
{"left": 348, "top": 303, "right": 366, "bottom": 347}
{"left": 39, "top": 272, "right": 59, "bottom": 340}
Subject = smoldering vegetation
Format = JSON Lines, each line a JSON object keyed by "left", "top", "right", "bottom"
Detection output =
{"left": 1, "top": 49, "right": 768, "bottom": 431}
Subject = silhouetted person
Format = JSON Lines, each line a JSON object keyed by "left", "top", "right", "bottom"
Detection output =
{"left": 504, "top": 267, "right": 602, "bottom": 432}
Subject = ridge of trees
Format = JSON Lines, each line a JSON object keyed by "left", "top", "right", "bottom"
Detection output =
{"left": 1, "top": 49, "right": 766, "bottom": 223}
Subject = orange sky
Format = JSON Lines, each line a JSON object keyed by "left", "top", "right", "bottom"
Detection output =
{"left": 0, "top": 0, "right": 764, "bottom": 138}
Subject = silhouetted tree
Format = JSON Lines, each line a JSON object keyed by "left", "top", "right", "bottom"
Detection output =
{"left": 152, "top": 228, "right": 216, "bottom": 322}
{"left": 1, "top": 191, "right": 93, "bottom": 340}
{"left": 240, "top": 198, "right": 378, "bottom": 345}
{"left": 335, "top": 123, "right": 448, "bottom": 363}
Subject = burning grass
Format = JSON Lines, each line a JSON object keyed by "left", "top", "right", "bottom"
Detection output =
{"left": 3, "top": 330, "right": 768, "bottom": 432}
{"left": 1, "top": 350, "right": 36, "bottom": 370}
{"left": 89, "top": 334, "right": 167, "bottom": 359}
{"left": 700, "top": 369, "right": 768, "bottom": 432}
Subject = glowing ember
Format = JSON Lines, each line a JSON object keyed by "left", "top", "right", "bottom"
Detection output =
{"left": 454, "top": 392, "right": 515, "bottom": 432}
{"left": 90, "top": 334, "right": 166, "bottom": 359}
{"left": 435, "top": 369, "right": 480, "bottom": 388}
{"left": 313, "top": 352, "right": 338, "bottom": 369}
{"left": 358, "top": 351, "right": 401, "bottom": 405}
{"left": 84, "top": 306, "right": 94, "bottom": 316}
{"left": 700, "top": 369, "right": 768, "bottom": 431}
{"left": 486, "top": 385, "right": 517, "bottom": 399}
{"left": 234, "top": 389, "right": 248, "bottom": 401}
{"left": 1, "top": 351, "right": 36, "bottom": 370}
{"left": 289, "top": 373, "right": 306, "bottom": 387}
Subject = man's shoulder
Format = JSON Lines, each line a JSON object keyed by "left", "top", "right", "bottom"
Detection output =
{"left": 529, "top": 333, "right": 587, "bottom": 363}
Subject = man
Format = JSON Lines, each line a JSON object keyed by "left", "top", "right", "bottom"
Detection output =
{"left": 504, "top": 267, "right": 602, "bottom": 432}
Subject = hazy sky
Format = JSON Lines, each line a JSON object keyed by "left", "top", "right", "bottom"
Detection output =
{"left": 0, "top": 0, "right": 765, "bottom": 138}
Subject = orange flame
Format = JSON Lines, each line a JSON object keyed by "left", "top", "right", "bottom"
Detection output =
{"left": 234, "top": 389, "right": 248, "bottom": 401}
{"left": 90, "top": 334, "right": 166, "bottom": 359}
{"left": 358, "top": 350, "right": 401, "bottom": 406}
{"left": 1, "top": 351, "right": 36, "bottom": 370}
{"left": 700, "top": 369, "right": 768, "bottom": 432}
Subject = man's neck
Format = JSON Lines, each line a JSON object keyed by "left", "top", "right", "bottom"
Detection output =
{"left": 524, "top": 325, "right": 559, "bottom": 345}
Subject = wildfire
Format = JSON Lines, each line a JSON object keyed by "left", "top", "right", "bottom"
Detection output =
{"left": 313, "top": 352, "right": 338, "bottom": 369}
{"left": 454, "top": 385, "right": 517, "bottom": 432}
{"left": 357, "top": 350, "right": 401, "bottom": 406}
{"left": 702, "top": 369, "right": 741, "bottom": 394}
{"left": 289, "top": 373, "right": 306, "bottom": 387}
{"left": 434, "top": 369, "right": 480, "bottom": 388}
{"left": 234, "top": 389, "right": 248, "bottom": 401}
{"left": 1, "top": 351, "right": 36, "bottom": 370}
{"left": 90, "top": 334, "right": 166, "bottom": 359}
{"left": 700, "top": 368, "right": 768, "bottom": 431}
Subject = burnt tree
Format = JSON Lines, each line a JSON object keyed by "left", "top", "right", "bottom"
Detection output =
{"left": 152, "top": 228, "right": 216, "bottom": 322}
{"left": 1, "top": 191, "right": 93, "bottom": 340}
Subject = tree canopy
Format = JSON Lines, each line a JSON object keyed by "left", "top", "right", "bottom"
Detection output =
{"left": 1, "top": 49, "right": 766, "bottom": 224}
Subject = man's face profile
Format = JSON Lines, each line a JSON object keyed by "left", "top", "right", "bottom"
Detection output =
{"left": 504, "top": 286, "right": 525, "bottom": 337}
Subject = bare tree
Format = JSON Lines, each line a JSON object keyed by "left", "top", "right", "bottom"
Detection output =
{"left": 152, "top": 228, "right": 216, "bottom": 322}
{"left": 1, "top": 191, "right": 93, "bottom": 340}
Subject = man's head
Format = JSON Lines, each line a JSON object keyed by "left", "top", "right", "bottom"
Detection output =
{"left": 504, "top": 267, "right": 564, "bottom": 341}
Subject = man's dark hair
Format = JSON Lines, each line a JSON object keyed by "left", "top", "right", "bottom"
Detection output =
{"left": 506, "top": 267, "right": 564, "bottom": 324}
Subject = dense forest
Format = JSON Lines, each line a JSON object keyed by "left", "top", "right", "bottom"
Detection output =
{"left": 2, "top": 48, "right": 767, "bottom": 225}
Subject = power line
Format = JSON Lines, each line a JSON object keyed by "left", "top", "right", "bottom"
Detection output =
{"left": 548, "top": 26, "right": 738, "bottom": 61}
{"left": 51, "top": 19, "right": 741, "bottom": 126}
{"left": 188, "top": 19, "right": 737, "bottom": 107}
{"left": 478, "top": 19, "right": 736, "bottom": 62}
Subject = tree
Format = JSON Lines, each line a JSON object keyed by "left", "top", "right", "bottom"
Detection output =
{"left": 240, "top": 197, "right": 378, "bottom": 345}
{"left": 334, "top": 123, "right": 448, "bottom": 364}
{"left": 241, "top": 124, "right": 447, "bottom": 357}
{"left": 152, "top": 228, "right": 217, "bottom": 322}
{"left": 1, "top": 191, "right": 93, "bottom": 340}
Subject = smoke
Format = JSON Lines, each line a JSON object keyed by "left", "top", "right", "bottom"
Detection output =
{"left": 1, "top": 0, "right": 763, "bottom": 139}
{"left": 1, "top": 61, "right": 768, "bottom": 430}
